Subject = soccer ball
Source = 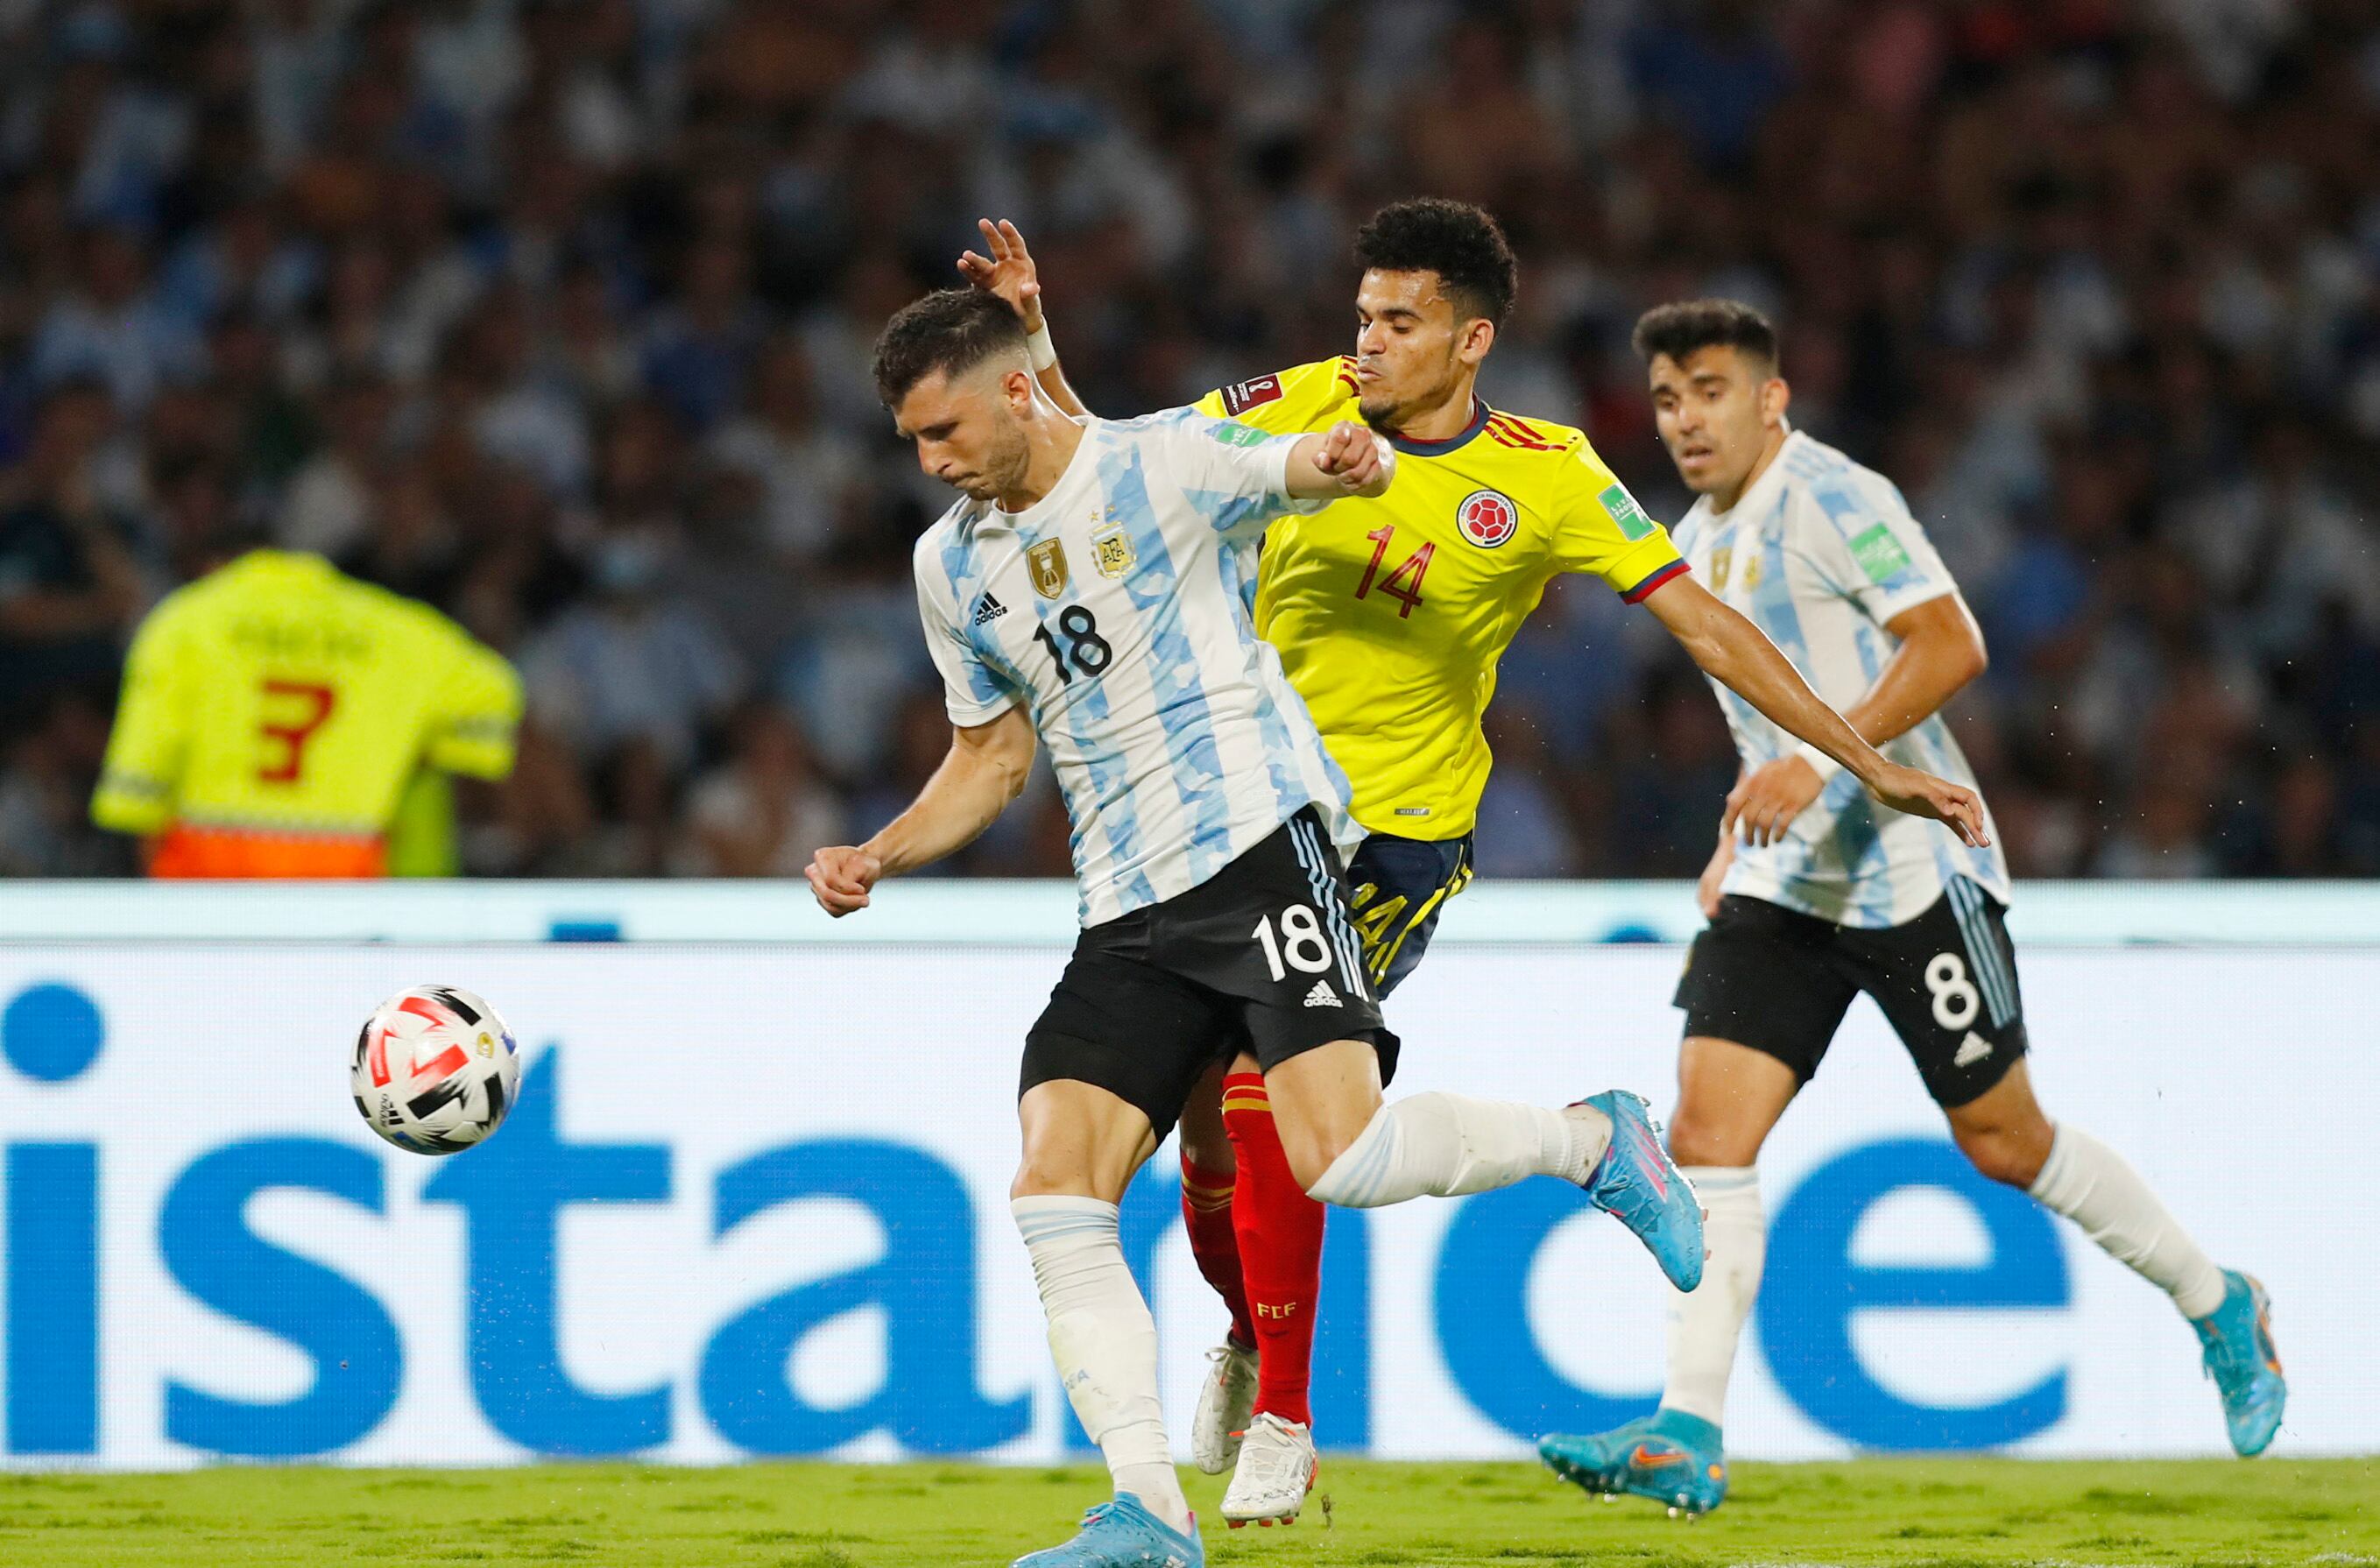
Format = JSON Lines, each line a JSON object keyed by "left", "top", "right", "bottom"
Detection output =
{"left": 350, "top": 985, "right": 520, "bottom": 1155}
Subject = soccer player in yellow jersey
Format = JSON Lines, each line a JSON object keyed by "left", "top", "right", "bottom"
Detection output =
{"left": 961, "top": 200, "right": 1985, "bottom": 1524}
{"left": 90, "top": 546, "right": 521, "bottom": 877}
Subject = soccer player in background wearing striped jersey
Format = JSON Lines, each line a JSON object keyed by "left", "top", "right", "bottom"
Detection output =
{"left": 964, "top": 202, "right": 1992, "bottom": 1525}
{"left": 1536, "top": 300, "right": 2284, "bottom": 1517}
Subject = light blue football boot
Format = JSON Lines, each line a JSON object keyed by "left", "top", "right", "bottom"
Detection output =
{"left": 1011, "top": 1494, "right": 1203, "bottom": 1568}
{"left": 1577, "top": 1091, "right": 1706, "bottom": 1291}
{"left": 2192, "top": 1270, "right": 2285, "bottom": 1457}
{"left": 1539, "top": 1408, "right": 1729, "bottom": 1516}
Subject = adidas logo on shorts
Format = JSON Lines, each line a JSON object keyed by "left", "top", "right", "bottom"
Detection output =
{"left": 1303, "top": 979, "right": 1340, "bottom": 1008}
{"left": 1953, "top": 1031, "right": 1993, "bottom": 1067}
{"left": 973, "top": 592, "right": 1007, "bottom": 626}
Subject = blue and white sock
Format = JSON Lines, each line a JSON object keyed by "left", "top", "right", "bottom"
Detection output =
{"left": 1661, "top": 1166, "right": 1762, "bottom": 1429}
{"left": 2028, "top": 1124, "right": 2226, "bottom": 1319}
{"left": 1012, "top": 1196, "right": 1190, "bottom": 1535}
{"left": 1304, "top": 1091, "right": 1610, "bottom": 1207}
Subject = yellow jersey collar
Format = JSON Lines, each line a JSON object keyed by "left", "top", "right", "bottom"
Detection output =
{"left": 1386, "top": 399, "right": 1490, "bottom": 457}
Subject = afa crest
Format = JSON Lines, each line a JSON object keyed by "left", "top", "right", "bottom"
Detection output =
{"left": 1091, "top": 524, "right": 1134, "bottom": 580}
{"left": 1027, "top": 539, "right": 1070, "bottom": 598}
{"left": 1456, "top": 489, "right": 1519, "bottom": 549}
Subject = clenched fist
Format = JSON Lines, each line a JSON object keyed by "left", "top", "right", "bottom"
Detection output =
{"left": 1312, "top": 420, "right": 1394, "bottom": 491}
{"left": 804, "top": 844, "right": 883, "bottom": 917}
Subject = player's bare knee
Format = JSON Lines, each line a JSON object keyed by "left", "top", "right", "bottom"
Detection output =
{"left": 1278, "top": 1124, "right": 1346, "bottom": 1196}
{"left": 1954, "top": 1123, "right": 2045, "bottom": 1189}
{"left": 1272, "top": 1093, "right": 1367, "bottom": 1193}
{"left": 1666, "top": 1105, "right": 1761, "bottom": 1169}
{"left": 1009, "top": 1149, "right": 1089, "bottom": 1201}
{"left": 1009, "top": 1120, "right": 1100, "bottom": 1201}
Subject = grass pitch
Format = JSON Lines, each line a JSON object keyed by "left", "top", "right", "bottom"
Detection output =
{"left": 0, "top": 1457, "right": 2372, "bottom": 1566}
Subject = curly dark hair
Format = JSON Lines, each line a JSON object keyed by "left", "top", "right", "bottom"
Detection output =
{"left": 870, "top": 288, "right": 1028, "bottom": 408}
{"left": 1631, "top": 299, "right": 1780, "bottom": 371}
{"left": 1352, "top": 198, "right": 1518, "bottom": 329}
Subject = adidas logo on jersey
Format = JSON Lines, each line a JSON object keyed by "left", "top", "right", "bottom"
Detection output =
{"left": 1303, "top": 979, "right": 1341, "bottom": 1008}
{"left": 1953, "top": 1031, "right": 1993, "bottom": 1068}
{"left": 973, "top": 592, "right": 1007, "bottom": 626}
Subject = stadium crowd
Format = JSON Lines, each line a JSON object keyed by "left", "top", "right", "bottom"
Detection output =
{"left": 2, "top": 0, "right": 2377, "bottom": 880}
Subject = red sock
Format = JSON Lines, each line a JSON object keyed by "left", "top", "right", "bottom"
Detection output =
{"left": 1180, "top": 1150, "right": 1254, "bottom": 1348}
{"left": 1222, "top": 1072, "right": 1325, "bottom": 1430}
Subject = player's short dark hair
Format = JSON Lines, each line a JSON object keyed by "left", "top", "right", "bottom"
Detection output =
{"left": 1632, "top": 300, "right": 1780, "bottom": 371}
{"left": 871, "top": 288, "right": 1028, "bottom": 408}
{"left": 1352, "top": 199, "right": 1518, "bottom": 329}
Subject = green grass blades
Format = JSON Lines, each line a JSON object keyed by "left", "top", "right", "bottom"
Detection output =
{"left": 0, "top": 1458, "right": 2373, "bottom": 1566}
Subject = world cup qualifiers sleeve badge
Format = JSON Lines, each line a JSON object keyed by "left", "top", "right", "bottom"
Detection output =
{"left": 1221, "top": 374, "right": 1282, "bottom": 414}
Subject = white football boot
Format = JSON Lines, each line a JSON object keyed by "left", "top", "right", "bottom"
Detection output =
{"left": 1220, "top": 1411, "right": 1317, "bottom": 1527}
{"left": 1190, "top": 1341, "right": 1258, "bottom": 1475}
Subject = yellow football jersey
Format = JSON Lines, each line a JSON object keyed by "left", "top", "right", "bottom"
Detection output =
{"left": 1196, "top": 358, "right": 1684, "bottom": 840}
{"left": 91, "top": 550, "right": 520, "bottom": 872}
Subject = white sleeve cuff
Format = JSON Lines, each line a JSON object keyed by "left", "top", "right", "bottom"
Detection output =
{"left": 1795, "top": 741, "right": 1847, "bottom": 783}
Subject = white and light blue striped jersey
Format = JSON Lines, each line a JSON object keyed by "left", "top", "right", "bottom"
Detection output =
{"left": 1672, "top": 430, "right": 2010, "bottom": 928}
{"left": 913, "top": 407, "right": 1355, "bottom": 927}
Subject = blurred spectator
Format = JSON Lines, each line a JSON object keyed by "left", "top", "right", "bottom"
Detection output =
{"left": 1473, "top": 705, "right": 1585, "bottom": 879}
{"left": 0, "top": 689, "right": 133, "bottom": 877}
{"left": 0, "top": 382, "right": 146, "bottom": 721}
{"left": 682, "top": 703, "right": 846, "bottom": 877}
{"left": 517, "top": 526, "right": 744, "bottom": 778}
{"left": 29, "top": 227, "right": 206, "bottom": 412}
{"left": 707, "top": 336, "right": 863, "bottom": 564}
{"left": 278, "top": 371, "right": 392, "bottom": 555}
{"left": 0, "top": 0, "right": 2375, "bottom": 882}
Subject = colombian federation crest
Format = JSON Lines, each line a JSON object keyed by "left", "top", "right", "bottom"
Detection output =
{"left": 1456, "top": 489, "right": 1519, "bottom": 548}
{"left": 1027, "top": 539, "right": 1070, "bottom": 598}
{"left": 1091, "top": 523, "right": 1134, "bottom": 580}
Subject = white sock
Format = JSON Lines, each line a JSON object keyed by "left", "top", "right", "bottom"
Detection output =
{"left": 2027, "top": 1123, "right": 2227, "bottom": 1319}
{"left": 1303, "top": 1091, "right": 1611, "bottom": 1207}
{"left": 1012, "top": 1197, "right": 1190, "bottom": 1534}
{"left": 1660, "top": 1166, "right": 1763, "bottom": 1428}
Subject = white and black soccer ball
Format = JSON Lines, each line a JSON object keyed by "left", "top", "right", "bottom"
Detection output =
{"left": 351, "top": 985, "right": 520, "bottom": 1155}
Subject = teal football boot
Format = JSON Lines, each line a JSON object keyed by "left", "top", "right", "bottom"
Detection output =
{"left": 1540, "top": 1408, "right": 1728, "bottom": 1517}
{"left": 1577, "top": 1091, "right": 1706, "bottom": 1291}
{"left": 1011, "top": 1494, "right": 1202, "bottom": 1568}
{"left": 2193, "top": 1270, "right": 2285, "bottom": 1456}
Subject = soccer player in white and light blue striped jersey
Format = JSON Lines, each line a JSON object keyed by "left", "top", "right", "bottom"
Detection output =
{"left": 1672, "top": 424, "right": 2011, "bottom": 929}
{"left": 807, "top": 289, "right": 1719, "bottom": 1568}
{"left": 1539, "top": 301, "right": 2284, "bottom": 1520}
{"left": 909, "top": 398, "right": 1359, "bottom": 929}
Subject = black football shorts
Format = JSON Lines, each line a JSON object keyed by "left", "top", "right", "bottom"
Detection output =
{"left": 1021, "top": 806, "right": 1394, "bottom": 1141}
{"left": 1674, "top": 876, "right": 2028, "bottom": 1108}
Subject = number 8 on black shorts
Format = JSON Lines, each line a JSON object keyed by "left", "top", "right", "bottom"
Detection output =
{"left": 1674, "top": 875, "right": 2028, "bottom": 1109}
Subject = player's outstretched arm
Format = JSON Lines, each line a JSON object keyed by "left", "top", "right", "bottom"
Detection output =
{"left": 1284, "top": 421, "right": 1395, "bottom": 500}
{"left": 1639, "top": 574, "right": 1990, "bottom": 848}
{"left": 1720, "top": 592, "right": 1989, "bottom": 846}
{"left": 803, "top": 707, "right": 1036, "bottom": 916}
{"left": 957, "top": 217, "right": 1091, "bottom": 420}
